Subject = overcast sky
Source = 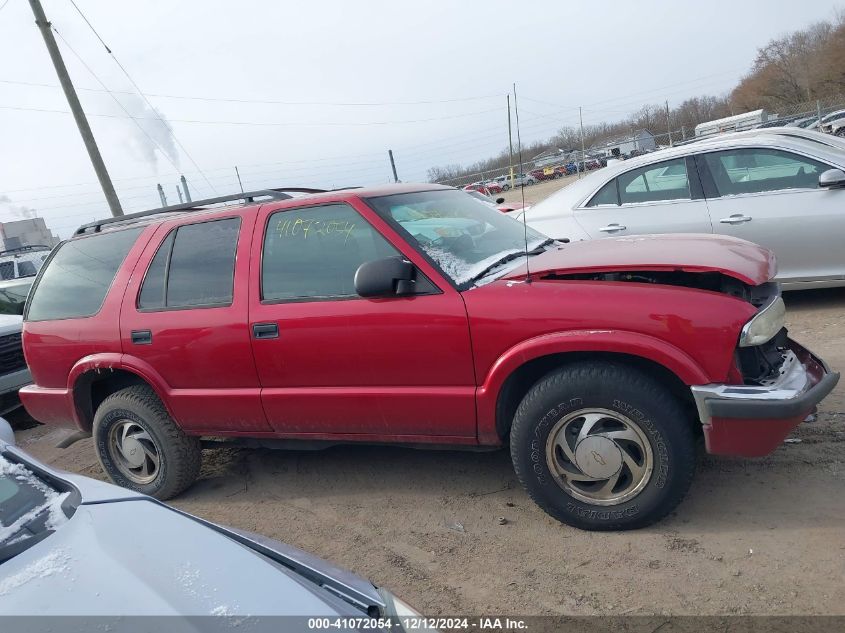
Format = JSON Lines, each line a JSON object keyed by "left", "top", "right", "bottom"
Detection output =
{"left": 0, "top": 0, "right": 841, "bottom": 237}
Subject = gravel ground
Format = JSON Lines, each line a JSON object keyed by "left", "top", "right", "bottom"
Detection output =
{"left": 7, "top": 200, "right": 845, "bottom": 616}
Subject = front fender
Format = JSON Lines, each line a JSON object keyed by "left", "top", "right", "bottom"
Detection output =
{"left": 475, "top": 329, "right": 709, "bottom": 444}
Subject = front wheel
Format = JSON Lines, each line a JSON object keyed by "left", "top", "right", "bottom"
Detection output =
{"left": 502, "top": 184, "right": 511, "bottom": 191}
{"left": 93, "top": 385, "right": 202, "bottom": 500}
{"left": 510, "top": 362, "right": 696, "bottom": 530}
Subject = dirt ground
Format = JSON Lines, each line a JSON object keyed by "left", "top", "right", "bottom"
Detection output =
{"left": 8, "top": 190, "right": 845, "bottom": 615}
{"left": 498, "top": 172, "right": 580, "bottom": 206}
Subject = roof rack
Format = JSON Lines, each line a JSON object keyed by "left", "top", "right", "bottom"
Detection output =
{"left": 0, "top": 244, "right": 52, "bottom": 256}
{"left": 73, "top": 187, "right": 328, "bottom": 236}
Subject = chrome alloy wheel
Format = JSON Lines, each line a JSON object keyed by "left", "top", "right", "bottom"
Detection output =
{"left": 545, "top": 408, "right": 653, "bottom": 506}
{"left": 108, "top": 420, "right": 161, "bottom": 484}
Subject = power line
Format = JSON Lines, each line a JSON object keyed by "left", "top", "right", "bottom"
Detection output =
{"left": 51, "top": 27, "right": 184, "bottom": 176}
{"left": 0, "top": 102, "right": 504, "bottom": 127}
{"left": 0, "top": 78, "right": 505, "bottom": 107}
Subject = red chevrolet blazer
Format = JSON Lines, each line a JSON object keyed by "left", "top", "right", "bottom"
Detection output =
{"left": 19, "top": 184, "right": 838, "bottom": 530}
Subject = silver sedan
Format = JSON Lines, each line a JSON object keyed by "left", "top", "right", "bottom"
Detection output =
{"left": 523, "top": 130, "right": 845, "bottom": 289}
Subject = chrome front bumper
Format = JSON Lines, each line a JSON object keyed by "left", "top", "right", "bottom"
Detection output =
{"left": 690, "top": 345, "right": 839, "bottom": 425}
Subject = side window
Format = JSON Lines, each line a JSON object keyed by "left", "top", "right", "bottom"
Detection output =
{"left": 702, "top": 149, "right": 831, "bottom": 196}
{"left": 586, "top": 179, "right": 619, "bottom": 207}
{"left": 617, "top": 158, "right": 690, "bottom": 204}
{"left": 138, "top": 218, "right": 240, "bottom": 310}
{"left": 262, "top": 204, "right": 399, "bottom": 302}
{"left": 27, "top": 228, "right": 143, "bottom": 322}
{"left": 0, "top": 262, "right": 14, "bottom": 280}
{"left": 17, "top": 261, "right": 37, "bottom": 277}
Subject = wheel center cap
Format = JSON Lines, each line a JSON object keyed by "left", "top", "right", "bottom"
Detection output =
{"left": 574, "top": 435, "right": 622, "bottom": 479}
{"left": 120, "top": 437, "right": 145, "bottom": 468}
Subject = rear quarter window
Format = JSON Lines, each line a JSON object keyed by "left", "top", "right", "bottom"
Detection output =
{"left": 26, "top": 228, "right": 143, "bottom": 322}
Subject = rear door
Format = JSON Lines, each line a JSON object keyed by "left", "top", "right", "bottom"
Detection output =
{"left": 573, "top": 156, "right": 713, "bottom": 238}
{"left": 697, "top": 147, "right": 844, "bottom": 283}
{"left": 247, "top": 198, "right": 477, "bottom": 440}
{"left": 120, "top": 213, "right": 269, "bottom": 434}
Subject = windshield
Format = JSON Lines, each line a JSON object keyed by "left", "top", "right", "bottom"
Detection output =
{"left": 366, "top": 189, "right": 548, "bottom": 288}
{"left": 0, "top": 454, "right": 72, "bottom": 561}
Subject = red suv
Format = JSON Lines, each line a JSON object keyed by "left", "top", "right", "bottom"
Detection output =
{"left": 20, "top": 184, "right": 838, "bottom": 530}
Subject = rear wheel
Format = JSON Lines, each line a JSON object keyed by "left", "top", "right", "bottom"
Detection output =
{"left": 502, "top": 184, "right": 511, "bottom": 191}
{"left": 93, "top": 385, "right": 201, "bottom": 500}
{"left": 510, "top": 362, "right": 696, "bottom": 530}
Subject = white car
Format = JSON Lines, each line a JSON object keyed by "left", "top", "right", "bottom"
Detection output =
{"left": 817, "top": 109, "right": 845, "bottom": 136}
{"left": 493, "top": 173, "right": 536, "bottom": 190}
{"left": 522, "top": 132, "right": 845, "bottom": 289}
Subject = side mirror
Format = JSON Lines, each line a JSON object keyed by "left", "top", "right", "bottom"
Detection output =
{"left": 496, "top": 197, "right": 505, "bottom": 204}
{"left": 354, "top": 257, "right": 416, "bottom": 298}
{"left": 819, "top": 168, "right": 845, "bottom": 189}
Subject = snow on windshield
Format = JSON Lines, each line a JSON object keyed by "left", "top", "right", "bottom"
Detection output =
{"left": 422, "top": 247, "right": 526, "bottom": 286}
{"left": 0, "top": 455, "right": 70, "bottom": 546}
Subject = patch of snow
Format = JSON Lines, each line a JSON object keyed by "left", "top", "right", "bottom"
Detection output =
{"left": 0, "top": 548, "right": 71, "bottom": 595}
{"left": 211, "top": 605, "right": 233, "bottom": 616}
{"left": 421, "top": 237, "right": 550, "bottom": 287}
{"left": 0, "top": 455, "right": 70, "bottom": 545}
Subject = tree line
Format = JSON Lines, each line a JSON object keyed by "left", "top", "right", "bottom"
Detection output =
{"left": 428, "top": 12, "right": 845, "bottom": 184}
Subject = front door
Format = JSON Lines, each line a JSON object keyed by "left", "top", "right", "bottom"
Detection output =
{"left": 248, "top": 199, "right": 477, "bottom": 440}
{"left": 697, "top": 147, "right": 844, "bottom": 284}
{"left": 574, "top": 156, "right": 713, "bottom": 238}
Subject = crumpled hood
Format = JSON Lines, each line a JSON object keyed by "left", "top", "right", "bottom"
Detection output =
{"left": 502, "top": 233, "right": 777, "bottom": 286}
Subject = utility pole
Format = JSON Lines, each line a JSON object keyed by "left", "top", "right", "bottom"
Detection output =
{"left": 234, "top": 166, "right": 244, "bottom": 193}
{"left": 578, "top": 107, "right": 586, "bottom": 180}
{"left": 817, "top": 99, "right": 822, "bottom": 122}
{"left": 28, "top": 0, "right": 123, "bottom": 217}
{"left": 665, "top": 100, "right": 673, "bottom": 147}
{"left": 176, "top": 186, "right": 184, "bottom": 204}
{"left": 180, "top": 175, "right": 191, "bottom": 202}
{"left": 157, "top": 183, "right": 167, "bottom": 207}
{"left": 388, "top": 150, "right": 399, "bottom": 183}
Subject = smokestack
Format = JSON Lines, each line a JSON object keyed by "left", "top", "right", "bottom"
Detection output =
{"left": 176, "top": 186, "right": 183, "bottom": 204}
{"left": 180, "top": 175, "right": 191, "bottom": 202}
{"left": 157, "top": 183, "right": 167, "bottom": 207}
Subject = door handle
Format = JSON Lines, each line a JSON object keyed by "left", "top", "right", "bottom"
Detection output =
{"left": 598, "top": 223, "right": 627, "bottom": 232}
{"left": 719, "top": 214, "right": 752, "bottom": 224}
{"left": 130, "top": 330, "right": 152, "bottom": 345}
{"left": 252, "top": 322, "right": 279, "bottom": 339}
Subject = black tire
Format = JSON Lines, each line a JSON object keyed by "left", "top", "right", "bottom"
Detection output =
{"left": 510, "top": 362, "right": 696, "bottom": 531}
{"left": 93, "top": 385, "right": 201, "bottom": 500}
{"left": 502, "top": 184, "right": 510, "bottom": 191}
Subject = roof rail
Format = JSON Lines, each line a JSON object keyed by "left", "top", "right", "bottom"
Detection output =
{"left": 0, "top": 244, "right": 52, "bottom": 256}
{"left": 73, "top": 187, "right": 328, "bottom": 236}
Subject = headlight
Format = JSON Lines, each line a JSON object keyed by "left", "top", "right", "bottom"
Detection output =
{"left": 378, "top": 590, "right": 440, "bottom": 633}
{"left": 739, "top": 296, "right": 785, "bottom": 347}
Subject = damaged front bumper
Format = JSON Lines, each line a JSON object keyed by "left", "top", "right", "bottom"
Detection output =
{"left": 690, "top": 340, "right": 839, "bottom": 457}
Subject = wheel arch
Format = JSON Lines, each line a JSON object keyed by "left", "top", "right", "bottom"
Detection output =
{"left": 69, "top": 355, "right": 171, "bottom": 432}
{"left": 477, "top": 331, "right": 708, "bottom": 444}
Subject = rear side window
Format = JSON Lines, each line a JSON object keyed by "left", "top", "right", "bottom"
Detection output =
{"left": 617, "top": 158, "right": 691, "bottom": 204}
{"left": 26, "top": 228, "right": 143, "bottom": 321}
{"left": 586, "top": 179, "right": 619, "bottom": 206}
{"left": 138, "top": 218, "right": 240, "bottom": 310}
